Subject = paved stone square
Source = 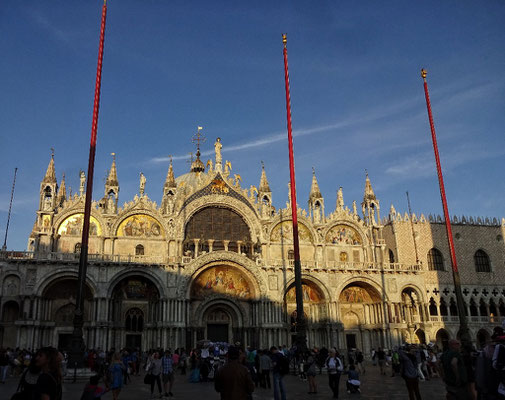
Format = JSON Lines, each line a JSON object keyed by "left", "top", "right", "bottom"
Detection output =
{"left": 3, "top": 364, "right": 447, "bottom": 399}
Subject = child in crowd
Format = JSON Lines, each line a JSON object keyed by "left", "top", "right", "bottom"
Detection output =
{"left": 346, "top": 365, "right": 361, "bottom": 394}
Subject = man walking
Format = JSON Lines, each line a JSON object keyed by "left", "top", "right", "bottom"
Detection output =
{"left": 440, "top": 339, "right": 471, "bottom": 400}
{"left": 161, "top": 349, "right": 175, "bottom": 397}
{"left": 215, "top": 346, "right": 254, "bottom": 400}
{"left": 271, "top": 346, "right": 288, "bottom": 400}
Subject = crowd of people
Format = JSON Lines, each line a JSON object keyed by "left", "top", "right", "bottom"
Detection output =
{"left": 4, "top": 325, "right": 505, "bottom": 399}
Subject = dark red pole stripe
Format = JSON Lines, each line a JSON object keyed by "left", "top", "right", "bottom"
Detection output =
{"left": 422, "top": 75, "right": 458, "bottom": 273}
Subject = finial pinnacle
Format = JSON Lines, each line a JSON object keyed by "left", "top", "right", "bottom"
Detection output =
{"left": 51, "top": 147, "right": 55, "bottom": 158}
{"left": 111, "top": 152, "right": 116, "bottom": 161}
{"left": 282, "top": 33, "right": 287, "bottom": 48}
{"left": 168, "top": 154, "right": 173, "bottom": 165}
{"left": 312, "top": 166, "right": 315, "bottom": 175}
{"left": 365, "top": 168, "right": 368, "bottom": 177}
{"left": 261, "top": 160, "right": 265, "bottom": 169}
{"left": 421, "top": 68, "right": 427, "bottom": 80}
{"left": 192, "top": 126, "right": 206, "bottom": 152}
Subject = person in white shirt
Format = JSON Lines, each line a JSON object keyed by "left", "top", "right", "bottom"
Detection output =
{"left": 326, "top": 348, "right": 344, "bottom": 399}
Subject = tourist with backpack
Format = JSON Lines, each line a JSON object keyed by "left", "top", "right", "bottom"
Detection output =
{"left": 270, "top": 346, "right": 287, "bottom": 400}
{"left": 326, "top": 348, "right": 343, "bottom": 399}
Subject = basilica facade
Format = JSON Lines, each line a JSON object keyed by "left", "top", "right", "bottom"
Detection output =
{"left": 1, "top": 138, "right": 505, "bottom": 354}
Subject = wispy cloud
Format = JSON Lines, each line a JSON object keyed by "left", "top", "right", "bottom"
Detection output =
{"left": 148, "top": 78, "right": 504, "bottom": 164}
{"left": 385, "top": 143, "right": 505, "bottom": 181}
{"left": 25, "top": 9, "right": 69, "bottom": 43}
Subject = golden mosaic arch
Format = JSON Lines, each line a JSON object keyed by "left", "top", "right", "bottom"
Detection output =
{"left": 57, "top": 214, "right": 102, "bottom": 236}
{"left": 270, "top": 220, "right": 313, "bottom": 243}
{"left": 285, "top": 282, "right": 324, "bottom": 303}
{"left": 116, "top": 214, "right": 165, "bottom": 238}
{"left": 325, "top": 224, "right": 362, "bottom": 245}
{"left": 191, "top": 265, "right": 254, "bottom": 300}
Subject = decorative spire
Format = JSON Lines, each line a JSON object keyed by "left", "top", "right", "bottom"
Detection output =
{"left": 42, "top": 150, "right": 57, "bottom": 184}
{"left": 191, "top": 127, "right": 206, "bottom": 173}
{"left": 364, "top": 170, "right": 376, "bottom": 201}
{"left": 106, "top": 152, "right": 118, "bottom": 186}
{"left": 57, "top": 173, "right": 67, "bottom": 203}
{"left": 164, "top": 156, "right": 176, "bottom": 188}
{"left": 309, "top": 167, "right": 322, "bottom": 199}
{"left": 390, "top": 203, "right": 397, "bottom": 216}
{"left": 259, "top": 161, "right": 271, "bottom": 192}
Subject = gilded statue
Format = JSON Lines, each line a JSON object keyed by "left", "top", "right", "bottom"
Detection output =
{"left": 140, "top": 172, "right": 146, "bottom": 196}
{"left": 214, "top": 137, "right": 222, "bottom": 166}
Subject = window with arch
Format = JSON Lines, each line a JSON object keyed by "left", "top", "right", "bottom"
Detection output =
{"left": 439, "top": 298, "right": 448, "bottom": 316}
{"left": 429, "top": 298, "right": 438, "bottom": 316}
{"left": 125, "top": 308, "right": 144, "bottom": 332}
{"left": 479, "top": 299, "right": 488, "bottom": 316}
{"left": 388, "top": 249, "right": 395, "bottom": 263}
{"left": 475, "top": 250, "right": 491, "bottom": 272}
{"left": 74, "top": 243, "right": 81, "bottom": 254}
{"left": 469, "top": 299, "right": 478, "bottom": 316}
{"left": 449, "top": 298, "right": 458, "bottom": 316}
{"left": 135, "top": 244, "right": 144, "bottom": 256}
{"left": 287, "top": 250, "right": 295, "bottom": 260}
{"left": 427, "top": 248, "right": 444, "bottom": 271}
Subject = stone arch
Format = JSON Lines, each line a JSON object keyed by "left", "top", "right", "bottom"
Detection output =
{"left": 54, "top": 303, "right": 78, "bottom": 326}
{"left": 2, "top": 274, "right": 21, "bottom": 297}
{"left": 53, "top": 209, "right": 106, "bottom": 236}
{"left": 324, "top": 222, "right": 366, "bottom": 246}
{"left": 415, "top": 328, "right": 426, "bottom": 344}
{"left": 282, "top": 274, "right": 332, "bottom": 303}
{"left": 178, "top": 196, "right": 262, "bottom": 244}
{"left": 436, "top": 328, "right": 450, "bottom": 350}
{"left": 193, "top": 297, "right": 245, "bottom": 328}
{"left": 268, "top": 217, "right": 316, "bottom": 244}
{"left": 187, "top": 261, "right": 259, "bottom": 301}
{"left": 399, "top": 284, "right": 426, "bottom": 304}
{"left": 183, "top": 206, "right": 253, "bottom": 255}
{"left": 41, "top": 277, "right": 94, "bottom": 324}
{"left": 182, "top": 252, "right": 266, "bottom": 299}
{"left": 115, "top": 212, "right": 166, "bottom": 238}
{"left": 343, "top": 311, "right": 360, "bottom": 329}
{"left": 335, "top": 276, "right": 387, "bottom": 302}
{"left": 34, "top": 269, "right": 98, "bottom": 298}
{"left": 1, "top": 300, "right": 20, "bottom": 322}
{"left": 107, "top": 269, "right": 166, "bottom": 299}
{"left": 109, "top": 274, "right": 161, "bottom": 329}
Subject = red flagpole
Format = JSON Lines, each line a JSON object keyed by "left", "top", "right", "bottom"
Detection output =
{"left": 71, "top": 0, "right": 108, "bottom": 366}
{"left": 421, "top": 68, "right": 470, "bottom": 347}
{"left": 282, "top": 34, "right": 306, "bottom": 352}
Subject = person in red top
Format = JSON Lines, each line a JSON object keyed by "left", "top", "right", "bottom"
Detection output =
{"left": 81, "top": 375, "right": 108, "bottom": 400}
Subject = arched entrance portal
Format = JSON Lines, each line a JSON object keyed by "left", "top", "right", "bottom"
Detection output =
{"left": 1, "top": 301, "right": 20, "bottom": 348}
{"left": 190, "top": 264, "right": 255, "bottom": 347}
{"left": 284, "top": 280, "right": 328, "bottom": 348}
{"left": 204, "top": 305, "right": 232, "bottom": 343}
{"left": 111, "top": 276, "right": 160, "bottom": 350}
{"left": 436, "top": 328, "right": 450, "bottom": 350}
{"left": 42, "top": 278, "right": 93, "bottom": 350}
{"left": 339, "top": 281, "right": 383, "bottom": 353}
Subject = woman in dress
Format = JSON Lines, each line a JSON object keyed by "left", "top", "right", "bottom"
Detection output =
{"left": 108, "top": 352, "right": 125, "bottom": 400}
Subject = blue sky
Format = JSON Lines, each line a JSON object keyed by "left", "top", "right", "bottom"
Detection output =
{"left": 1, "top": 0, "right": 504, "bottom": 250}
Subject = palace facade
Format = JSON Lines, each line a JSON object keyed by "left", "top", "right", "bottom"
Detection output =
{"left": 1, "top": 138, "right": 505, "bottom": 354}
